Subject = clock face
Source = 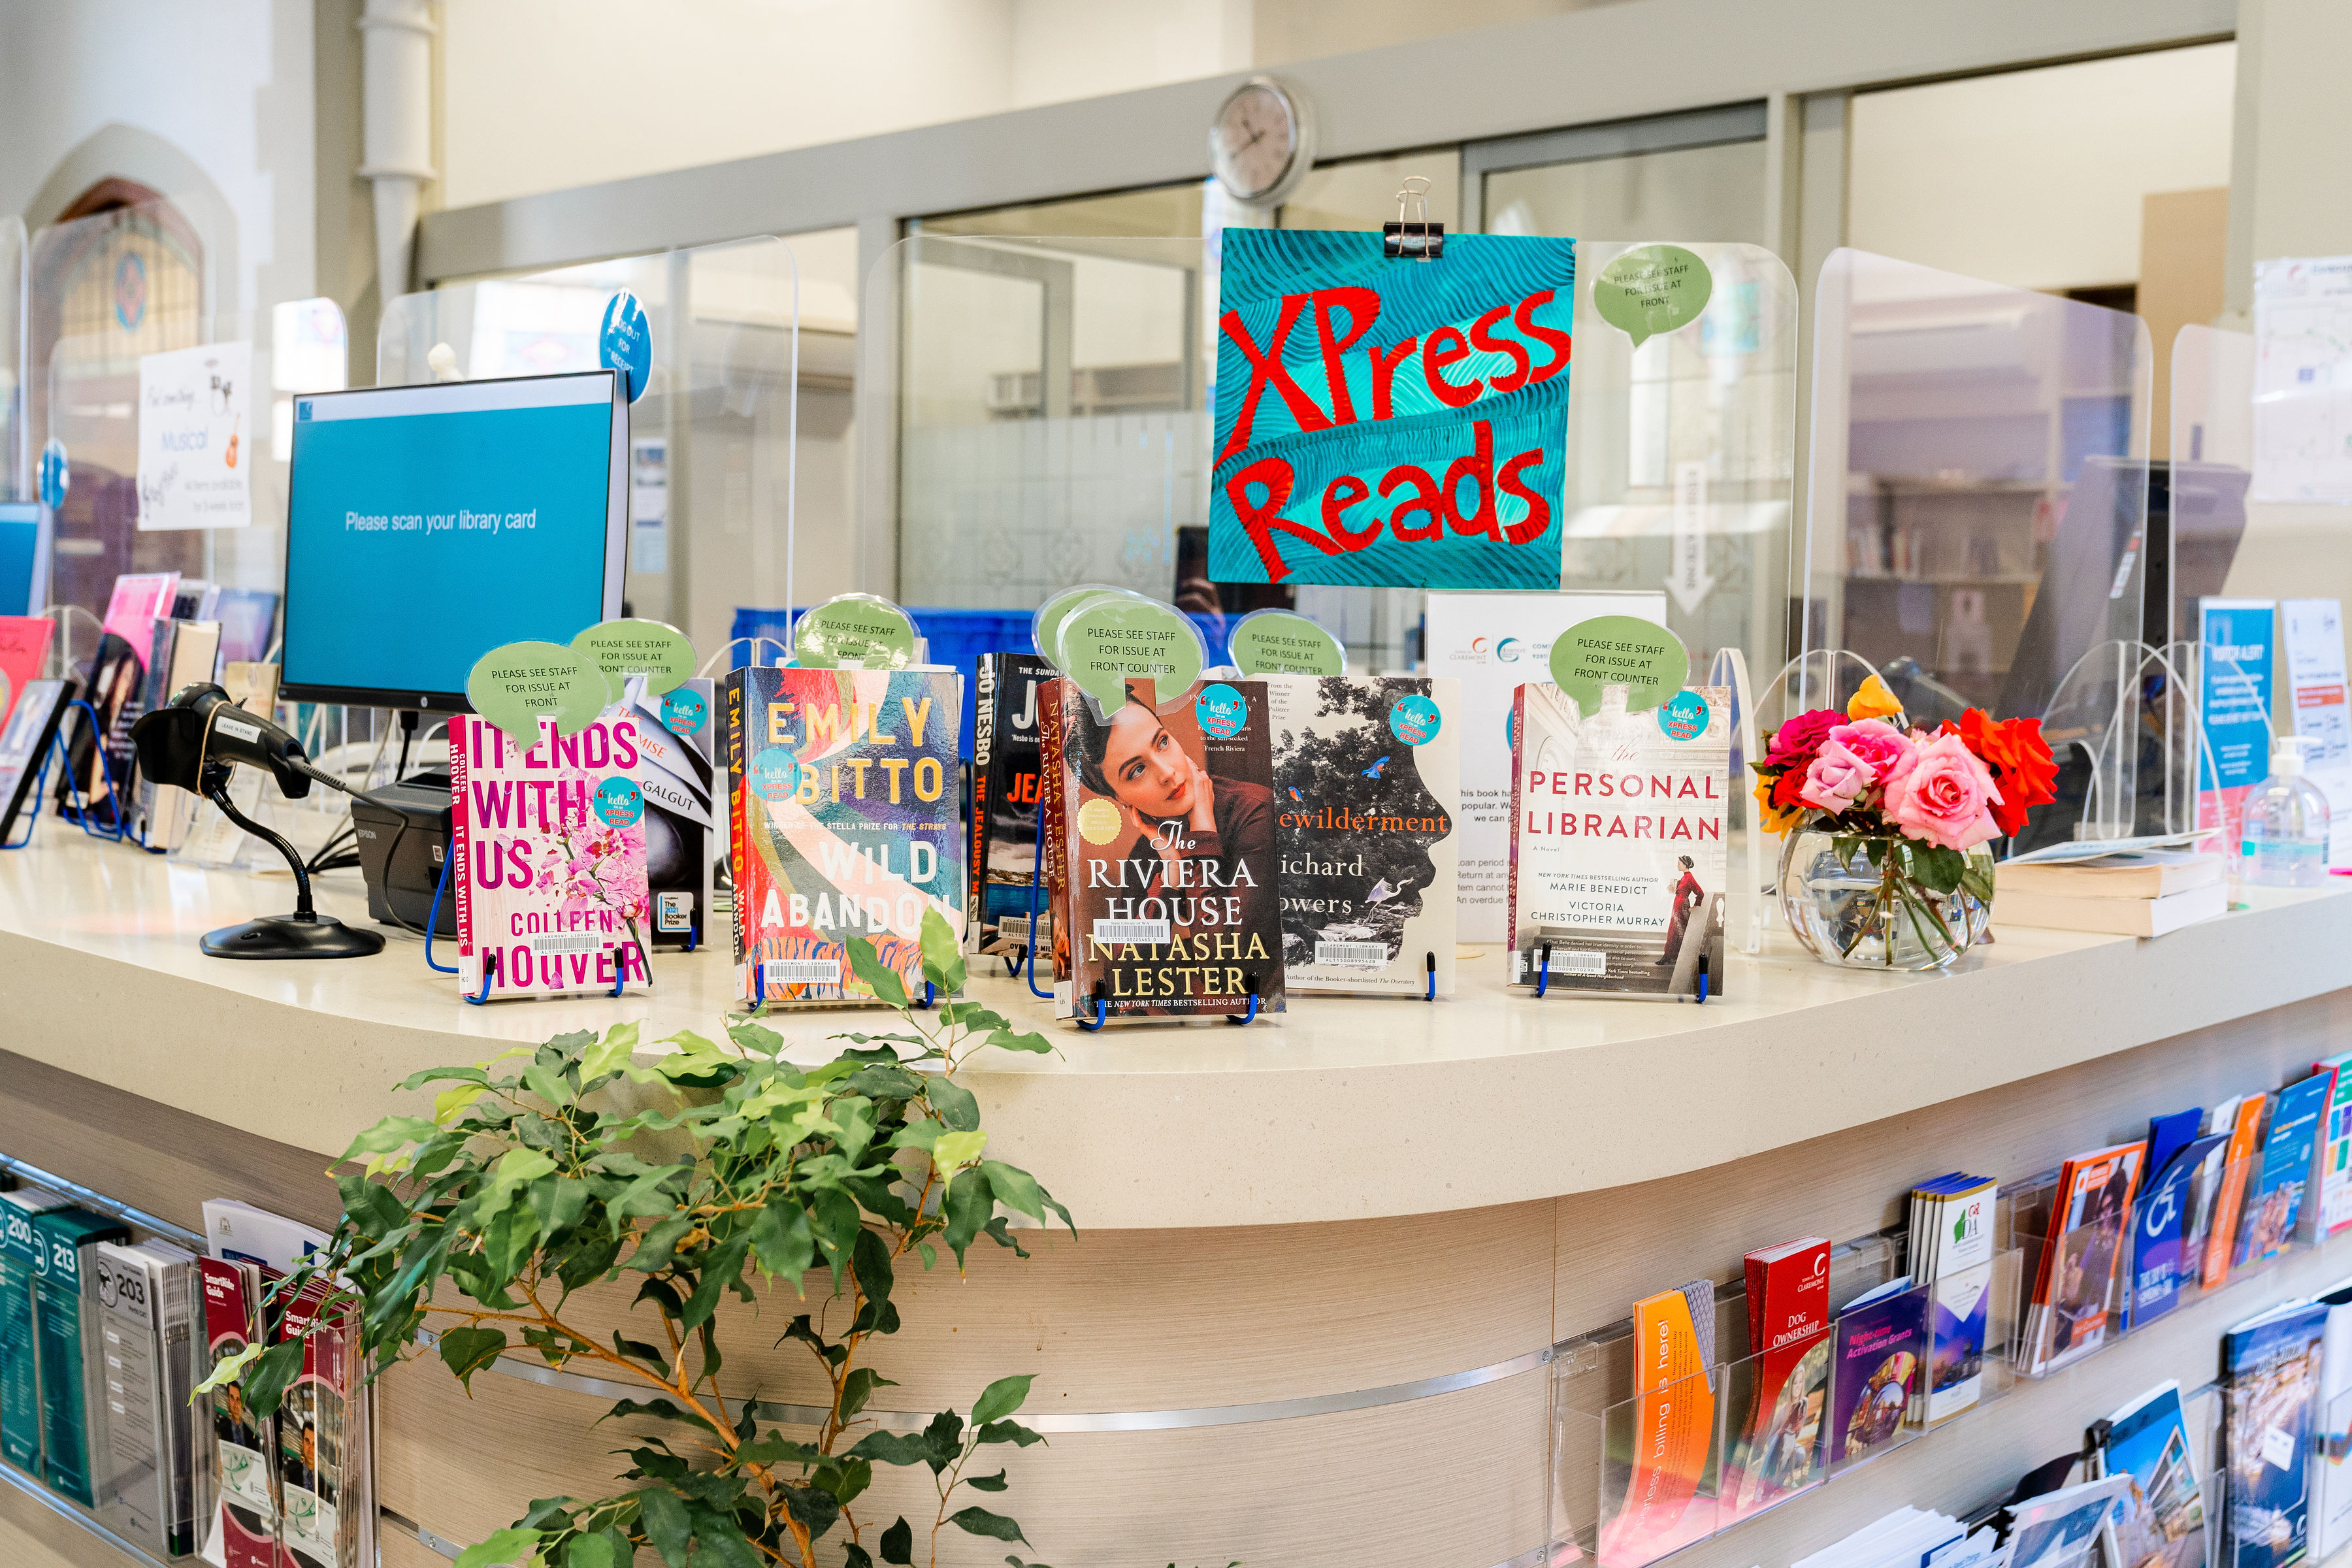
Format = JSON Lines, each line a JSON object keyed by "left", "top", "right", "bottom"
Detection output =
{"left": 1212, "top": 81, "right": 1299, "bottom": 204}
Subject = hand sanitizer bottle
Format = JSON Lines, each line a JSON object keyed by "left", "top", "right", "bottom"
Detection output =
{"left": 2243, "top": 735, "right": 2331, "bottom": 888}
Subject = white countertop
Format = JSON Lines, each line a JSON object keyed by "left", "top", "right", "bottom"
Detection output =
{"left": 5, "top": 832, "right": 2345, "bottom": 1228}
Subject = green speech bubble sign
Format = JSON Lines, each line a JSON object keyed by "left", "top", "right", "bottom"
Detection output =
{"left": 1550, "top": 615, "right": 1690, "bottom": 715}
{"left": 466, "top": 641, "right": 611, "bottom": 751}
{"left": 1032, "top": 583, "right": 1147, "bottom": 676}
{"left": 1594, "top": 245, "right": 1713, "bottom": 350}
{"left": 1229, "top": 610, "right": 1344, "bottom": 677}
{"left": 1060, "top": 595, "right": 1204, "bottom": 711}
{"left": 794, "top": 594, "right": 918, "bottom": 670}
{"left": 571, "top": 618, "right": 696, "bottom": 701}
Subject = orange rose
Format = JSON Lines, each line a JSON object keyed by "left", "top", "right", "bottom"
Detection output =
{"left": 1754, "top": 772, "right": 1806, "bottom": 835}
{"left": 1846, "top": 673, "right": 1903, "bottom": 722}
{"left": 1959, "top": 709, "right": 2058, "bottom": 836}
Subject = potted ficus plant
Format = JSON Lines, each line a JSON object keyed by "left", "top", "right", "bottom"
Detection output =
{"left": 204, "top": 909, "right": 1083, "bottom": 1568}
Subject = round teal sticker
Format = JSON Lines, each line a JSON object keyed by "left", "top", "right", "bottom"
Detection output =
{"left": 661, "top": 687, "right": 707, "bottom": 736}
{"left": 1390, "top": 693, "right": 1442, "bottom": 746}
{"left": 749, "top": 745, "right": 800, "bottom": 803}
{"left": 601, "top": 290, "right": 652, "bottom": 402}
{"left": 1197, "top": 682, "right": 1247, "bottom": 740}
{"left": 593, "top": 777, "right": 643, "bottom": 827}
{"left": 1657, "top": 689, "right": 1709, "bottom": 742}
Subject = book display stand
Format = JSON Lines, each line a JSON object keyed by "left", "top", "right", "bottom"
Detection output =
{"left": 1552, "top": 1228, "right": 2025, "bottom": 1568}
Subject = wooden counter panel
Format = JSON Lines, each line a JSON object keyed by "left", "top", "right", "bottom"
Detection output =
{"left": 379, "top": 1350, "right": 1550, "bottom": 1567}
{"left": 515, "top": 1196, "right": 1552, "bottom": 1413}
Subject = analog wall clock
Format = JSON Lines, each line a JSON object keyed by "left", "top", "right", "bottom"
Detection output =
{"left": 1209, "top": 76, "right": 1315, "bottom": 209}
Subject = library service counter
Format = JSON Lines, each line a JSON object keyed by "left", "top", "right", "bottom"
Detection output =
{"left": 2, "top": 839, "right": 2349, "bottom": 1568}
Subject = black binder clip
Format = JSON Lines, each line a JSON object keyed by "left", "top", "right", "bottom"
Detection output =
{"left": 608, "top": 945, "right": 627, "bottom": 998}
{"left": 1693, "top": 955, "right": 1710, "bottom": 1005}
{"left": 464, "top": 949, "right": 499, "bottom": 1005}
{"left": 1532, "top": 942, "right": 1552, "bottom": 999}
{"left": 1382, "top": 176, "right": 1445, "bottom": 261}
{"left": 1423, "top": 950, "right": 1437, "bottom": 1002}
{"left": 1076, "top": 980, "right": 1109, "bottom": 1032}
{"left": 1227, "top": 973, "right": 1262, "bottom": 1026}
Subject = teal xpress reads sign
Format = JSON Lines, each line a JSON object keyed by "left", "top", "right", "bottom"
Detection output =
{"left": 1209, "top": 229, "right": 1575, "bottom": 590}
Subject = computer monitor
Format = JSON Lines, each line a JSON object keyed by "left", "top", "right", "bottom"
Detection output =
{"left": 281, "top": 370, "right": 627, "bottom": 711}
{"left": 0, "top": 501, "right": 42, "bottom": 615}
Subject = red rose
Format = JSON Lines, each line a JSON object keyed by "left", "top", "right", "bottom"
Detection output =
{"left": 1769, "top": 765, "right": 1810, "bottom": 816}
{"left": 1959, "top": 710, "right": 2058, "bottom": 836}
{"left": 1763, "top": 708, "right": 1844, "bottom": 770}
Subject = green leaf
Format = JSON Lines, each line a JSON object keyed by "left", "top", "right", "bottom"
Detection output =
{"left": 455, "top": 1527, "right": 543, "bottom": 1568}
{"left": 191, "top": 1343, "right": 261, "bottom": 1398}
{"left": 927, "top": 1073, "right": 981, "bottom": 1132}
{"left": 626, "top": 1213, "right": 698, "bottom": 1273}
{"left": 975, "top": 1161, "right": 1043, "bottom": 1224}
{"left": 779, "top": 1482, "right": 842, "bottom": 1535}
{"left": 983, "top": 1027, "right": 1054, "bottom": 1055}
{"left": 579, "top": 1021, "right": 642, "bottom": 1082}
{"left": 947, "top": 1506, "right": 1030, "bottom": 1546}
{"left": 438, "top": 1326, "right": 510, "bottom": 1392}
{"left": 748, "top": 1201, "right": 815, "bottom": 1290}
{"left": 434, "top": 1083, "right": 491, "bottom": 1126}
{"left": 943, "top": 1169, "right": 992, "bottom": 1266}
{"left": 932, "top": 1130, "right": 988, "bottom": 1175}
{"left": 240, "top": 1339, "right": 305, "bottom": 1418}
{"left": 965, "top": 1470, "right": 1009, "bottom": 1492}
{"left": 845, "top": 935, "right": 909, "bottom": 1008}
{"left": 846, "top": 1431, "right": 936, "bottom": 1467}
{"left": 723, "top": 1019, "right": 785, "bottom": 1059}
{"left": 563, "top": 1534, "right": 617, "bottom": 1568}
{"left": 919, "top": 905, "right": 968, "bottom": 995}
{"left": 840, "top": 1366, "right": 899, "bottom": 1421}
{"left": 970, "top": 1374, "right": 1034, "bottom": 1428}
{"left": 880, "top": 1518, "right": 914, "bottom": 1565}
{"left": 521, "top": 1062, "right": 572, "bottom": 1107}
{"left": 602, "top": 1397, "right": 718, "bottom": 1435}
{"left": 634, "top": 1487, "right": 693, "bottom": 1567}
{"left": 336, "top": 1115, "right": 437, "bottom": 1164}
{"left": 975, "top": 1420, "right": 1046, "bottom": 1448}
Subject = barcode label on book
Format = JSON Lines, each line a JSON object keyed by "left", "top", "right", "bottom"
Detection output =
{"left": 1527, "top": 949, "right": 1607, "bottom": 977}
{"left": 762, "top": 959, "right": 842, "bottom": 987}
{"left": 532, "top": 932, "right": 612, "bottom": 956}
{"left": 1315, "top": 941, "right": 1389, "bottom": 968}
{"left": 1091, "top": 919, "right": 1171, "bottom": 945}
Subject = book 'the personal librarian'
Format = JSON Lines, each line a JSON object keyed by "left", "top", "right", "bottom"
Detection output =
{"left": 728, "top": 666, "right": 964, "bottom": 1005}
{"left": 1508, "top": 681, "right": 1729, "bottom": 998}
{"left": 1265, "top": 673, "right": 1460, "bottom": 996}
{"left": 1049, "top": 676, "right": 1284, "bottom": 1022}
{"left": 449, "top": 712, "right": 653, "bottom": 1001}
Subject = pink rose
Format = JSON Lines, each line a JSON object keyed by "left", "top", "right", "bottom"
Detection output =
{"left": 1827, "top": 719, "right": 1912, "bottom": 779}
{"left": 1799, "top": 737, "right": 1878, "bottom": 813}
{"left": 1882, "top": 732, "right": 2003, "bottom": 851}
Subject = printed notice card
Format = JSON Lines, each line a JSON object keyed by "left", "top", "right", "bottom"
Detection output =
{"left": 1209, "top": 229, "right": 1575, "bottom": 590}
{"left": 137, "top": 341, "right": 252, "bottom": 531}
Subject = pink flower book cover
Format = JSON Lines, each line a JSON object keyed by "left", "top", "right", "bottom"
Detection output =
{"left": 449, "top": 712, "right": 653, "bottom": 1000}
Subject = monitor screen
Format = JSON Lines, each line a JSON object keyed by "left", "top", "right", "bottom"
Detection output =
{"left": 282, "top": 370, "right": 625, "bottom": 710}
{"left": 0, "top": 501, "right": 41, "bottom": 615}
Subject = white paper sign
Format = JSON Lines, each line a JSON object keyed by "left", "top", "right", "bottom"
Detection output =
{"left": 1422, "top": 588, "right": 1669, "bottom": 943}
{"left": 2283, "top": 597, "right": 2352, "bottom": 866}
{"left": 2255, "top": 257, "right": 2352, "bottom": 504}
{"left": 138, "top": 340, "right": 253, "bottom": 531}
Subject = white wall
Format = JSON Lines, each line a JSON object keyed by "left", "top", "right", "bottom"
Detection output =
{"left": 1848, "top": 42, "right": 2236, "bottom": 293}
{"left": 0, "top": 0, "right": 314, "bottom": 318}
{"left": 442, "top": 0, "right": 1241, "bottom": 212}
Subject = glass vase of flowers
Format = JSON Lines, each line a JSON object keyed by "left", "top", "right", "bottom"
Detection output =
{"left": 1752, "top": 676, "right": 2057, "bottom": 971}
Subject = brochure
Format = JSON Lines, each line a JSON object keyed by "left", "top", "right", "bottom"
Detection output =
{"left": 2097, "top": 1380, "right": 2209, "bottom": 1568}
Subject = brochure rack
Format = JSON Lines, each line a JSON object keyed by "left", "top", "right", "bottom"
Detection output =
{"left": 1550, "top": 1227, "right": 2025, "bottom": 1568}
{"left": 2010, "top": 1139, "right": 2311, "bottom": 1382}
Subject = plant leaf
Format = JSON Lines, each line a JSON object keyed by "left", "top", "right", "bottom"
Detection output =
{"left": 563, "top": 1533, "right": 616, "bottom": 1568}
{"left": 847, "top": 1431, "right": 937, "bottom": 1467}
{"left": 633, "top": 1487, "right": 693, "bottom": 1567}
{"left": 970, "top": 1374, "right": 1034, "bottom": 1428}
{"left": 927, "top": 1073, "right": 981, "bottom": 1132}
{"left": 438, "top": 1326, "right": 510, "bottom": 1392}
{"left": 879, "top": 1518, "right": 914, "bottom": 1565}
{"left": 845, "top": 934, "right": 909, "bottom": 1008}
{"left": 239, "top": 1339, "right": 305, "bottom": 1418}
{"left": 454, "top": 1527, "right": 542, "bottom": 1568}
{"left": 932, "top": 1130, "right": 988, "bottom": 1175}
{"left": 337, "top": 1115, "right": 437, "bottom": 1163}
{"left": 600, "top": 1397, "right": 718, "bottom": 1435}
{"left": 947, "top": 1506, "right": 1030, "bottom": 1545}
{"left": 840, "top": 1366, "right": 898, "bottom": 1421}
{"left": 919, "top": 905, "right": 968, "bottom": 995}
{"left": 965, "top": 1469, "right": 1009, "bottom": 1492}
{"left": 579, "top": 1021, "right": 642, "bottom": 1081}
{"left": 975, "top": 1420, "right": 1046, "bottom": 1448}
